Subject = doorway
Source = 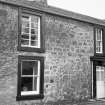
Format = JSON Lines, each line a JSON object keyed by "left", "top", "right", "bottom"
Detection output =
{"left": 96, "top": 66, "right": 105, "bottom": 98}
{"left": 90, "top": 56, "right": 105, "bottom": 99}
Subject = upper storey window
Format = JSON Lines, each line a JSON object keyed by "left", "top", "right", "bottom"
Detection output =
{"left": 21, "top": 14, "right": 40, "bottom": 48}
{"left": 95, "top": 28, "right": 103, "bottom": 54}
{"left": 18, "top": 9, "right": 44, "bottom": 52}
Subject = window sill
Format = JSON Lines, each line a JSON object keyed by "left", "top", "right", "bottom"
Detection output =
{"left": 95, "top": 53, "right": 103, "bottom": 55}
{"left": 17, "top": 46, "right": 45, "bottom": 53}
{"left": 16, "top": 94, "right": 44, "bottom": 101}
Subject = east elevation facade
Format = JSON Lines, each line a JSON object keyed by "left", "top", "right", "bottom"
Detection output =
{"left": 0, "top": 0, "right": 105, "bottom": 105}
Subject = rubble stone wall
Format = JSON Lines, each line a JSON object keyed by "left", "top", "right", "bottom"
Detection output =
{"left": 0, "top": 3, "right": 94, "bottom": 105}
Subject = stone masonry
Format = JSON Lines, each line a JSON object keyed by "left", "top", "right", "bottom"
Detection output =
{"left": 11, "top": 0, "right": 47, "bottom": 6}
{"left": 44, "top": 15, "right": 94, "bottom": 104}
{"left": 0, "top": 1, "right": 94, "bottom": 105}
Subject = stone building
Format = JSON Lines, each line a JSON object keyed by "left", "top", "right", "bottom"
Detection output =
{"left": 0, "top": 0, "right": 105, "bottom": 105}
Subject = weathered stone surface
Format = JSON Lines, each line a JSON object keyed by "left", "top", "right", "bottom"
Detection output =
{"left": 0, "top": 2, "right": 94, "bottom": 105}
{"left": 15, "top": 0, "right": 47, "bottom": 6}
{"left": 44, "top": 15, "right": 93, "bottom": 103}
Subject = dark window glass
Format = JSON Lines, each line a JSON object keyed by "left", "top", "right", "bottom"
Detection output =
{"left": 21, "top": 77, "right": 33, "bottom": 91}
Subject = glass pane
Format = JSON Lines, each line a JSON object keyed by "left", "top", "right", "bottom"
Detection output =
{"left": 96, "top": 41, "right": 102, "bottom": 47}
{"left": 31, "top": 22, "right": 35, "bottom": 28}
{"left": 33, "top": 61, "right": 38, "bottom": 75}
{"left": 31, "top": 22, "right": 38, "bottom": 28}
{"left": 22, "top": 28, "right": 29, "bottom": 34}
{"left": 21, "top": 77, "right": 32, "bottom": 91}
{"left": 31, "top": 35, "right": 37, "bottom": 40}
{"left": 31, "top": 41, "right": 38, "bottom": 46}
{"left": 96, "top": 47, "right": 102, "bottom": 53}
{"left": 96, "top": 66, "right": 104, "bottom": 81}
{"left": 22, "top": 21, "right": 29, "bottom": 28}
{"left": 97, "top": 33, "right": 101, "bottom": 40}
{"left": 96, "top": 47, "right": 99, "bottom": 52}
{"left": 96, "top": 29, "right": 102, "bottom": 40}
{"left": 96, "top": 42, "right": 99, "bottom": 47}
{"left": 31, "top": 29, "right": 36, "bottom": 34}
{"left": 21, "top": 34, "right": 29, "bottom": 39}
{"left": 99, "top": 47, "right": 101, "bottom": 52}
{"left": 21, "top": 39, "right": 29, "bottom": 46}
{"left": 22, "top": 61, "right": 34, "bottom": 75}
{"left": 33, "top": 77, "right": 37, "bottom": 91}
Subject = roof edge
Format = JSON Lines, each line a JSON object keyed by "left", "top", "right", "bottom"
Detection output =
{"left": 0, "top": 0, "right": 105, "bottom": 26}
{"left": 47, "top": 5, "right": 105, "bottom": 26}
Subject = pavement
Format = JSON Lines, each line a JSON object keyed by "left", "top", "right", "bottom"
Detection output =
{"left": 46, "top": 99, "right": 105, "bottom": 105}
{"left": 86, "top": 100, "right": 105, "bottom": 105}
{"left": 55, "top": 100, "right": 105, "bottom": 105}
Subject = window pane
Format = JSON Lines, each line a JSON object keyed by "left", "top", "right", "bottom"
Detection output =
{"left": 33, "top": 61, "right": 38, "bottom": 75}
{"left": 31, "top": 41, "right": 38, "bottom": 46}
{"left": 96, "top": 47, "right": 99, "bottom": 52}
{"left": 22, "top": 61, "right": 38, "bottom": 75}
{"left": 96, "top": 41, "right": 102, "bottom": 47}
{"left": 21, "top": 34, "right": 29, "bottom": 39}
{"left": 97, "top": 34, "right": 101, "bottom": 40}
{"left": 31, "top": 35, "right": 37, "bottom": 40}
{"left": 21, "top": 39, "right": 29, "bottom": 46}
{"left": 96, "top": 66, "right": 104, "bottom": 81}
{"left": 31, "top": 29, "right": 35, "bottom": 34}
{"left": 31, "top": 22, "right": 36, "bottom": 28}
{"left": 21, "top": 77, "right": 33, "bottom": 91}
{"left": 31, "top": 22, "right": 38, "bottom": 28}
{"left": 22, "top": 61, "right": 34, "bottom": 75}
{"left": 22, "top": 21, "right": 29, "bottom": 28}
{"left": 96, "top": 29, "right": 102, "bottom": 40}
{"left": 22, "top": 28, "right": 29, "bottom": 34}
{"left": 96, "top": 42, "right": 99, "bottom": 47}
{"left": 31, "top": 22, "right": 34, "bottom": 28}
{"left": 96, "top": 30, "right": 101, "bottom": 40}
{"left": 33, "top": 77, "right": 37, "bottom": 91}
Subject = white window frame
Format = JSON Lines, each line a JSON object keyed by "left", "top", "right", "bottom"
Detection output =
{"left": 96, "top": 28, "right": 103, "bottom": 53}
{"left": 21, "top": 14, "right": 41, "bottom": 48}
{"left": 21, "top": 60, "right": 40, "bottom": 96}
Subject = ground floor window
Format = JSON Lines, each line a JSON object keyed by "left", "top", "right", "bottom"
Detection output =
{"left": 16, "top": 56, "right": 44, "bottom": 101}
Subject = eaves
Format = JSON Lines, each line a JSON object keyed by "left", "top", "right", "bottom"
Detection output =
{"left": 0, "top": 0, "right": 105, "bottom": 26}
